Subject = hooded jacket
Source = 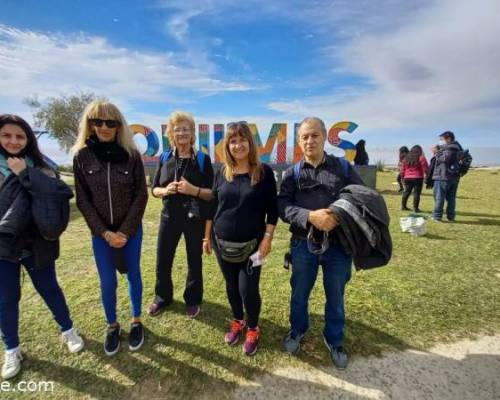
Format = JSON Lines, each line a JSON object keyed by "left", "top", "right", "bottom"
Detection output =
{"left": 432, "top": 141, "right": 463, "bottom": 182}
{"left": 329, "top": 184, "right": 392, "bottom": 270}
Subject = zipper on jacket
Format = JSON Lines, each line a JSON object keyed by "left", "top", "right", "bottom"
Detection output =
{"left": 107, "top": 162, "right": 114, "bottom": 225}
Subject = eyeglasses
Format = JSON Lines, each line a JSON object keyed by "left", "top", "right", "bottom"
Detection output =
{"left": 89, "top": 119, "right": 120, "bottom": 128}
{"left": 306, "top": 226, "right": 330, "bottom": 255}
{"left": 227, "top": 121, "right": 248, "bottom": 128}
{"left": 173, "top": 127, "right": 192, "bottom": 133}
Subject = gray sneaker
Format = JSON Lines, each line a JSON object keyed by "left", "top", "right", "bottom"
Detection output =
{"left": 323, "top": 336, "right": 348, "bottom": 370}
{"left": 282, "top": 330, "right": 304, "bottom": 355}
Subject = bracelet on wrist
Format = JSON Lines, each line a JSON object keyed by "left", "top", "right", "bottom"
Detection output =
{"left": 202, "top": 238, "right": 210, "bottom": 242}
{"left": 197, "top": 187, "right": 201, "bottom": 197}
{"left": 264, "top": 232, "right": 273, "bottom": 238}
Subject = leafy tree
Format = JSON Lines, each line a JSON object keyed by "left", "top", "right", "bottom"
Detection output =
{"left": 25, "top": 92, "right": 103, "bottom": 152}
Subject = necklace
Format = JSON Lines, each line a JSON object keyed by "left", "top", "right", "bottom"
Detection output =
{"left": 174, "top": 156, "right": 191, "bottom": 181}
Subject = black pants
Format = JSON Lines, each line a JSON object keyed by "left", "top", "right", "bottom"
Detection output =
{"left": 155, "top": 211, "right": 204, "bottom": 306}
{"left": 397, "top": 173, "right": 404, "bottom": 191}
{"left": 402, "top": 178, "right": 423, "bottom": 210}
{"left": 213, "top": 241, "right": 262, "bottom": 328}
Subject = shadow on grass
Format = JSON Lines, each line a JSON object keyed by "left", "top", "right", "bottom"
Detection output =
{"left": 295, "top": 316, "right": 413, "bottom": 369}
{"left": 450, "top": 219, "right": 500, "bottom": 226}
{"left": 456, "top": 211, "right": 500, "bottom": 218}
{"left": 26, "top": 355, "right": 128, "bottom": 398}
{"left": 380, "top": 190, "right": 477, "bottom": 200}
{"left": 423, "top": 233, "right": 450, "bottom": 240}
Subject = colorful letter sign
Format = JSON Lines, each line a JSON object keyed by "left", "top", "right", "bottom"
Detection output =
{"left": 133, "top": 121, "right": 360, "bottom": 164}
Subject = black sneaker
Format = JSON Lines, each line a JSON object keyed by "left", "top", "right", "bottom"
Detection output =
{"left": 104, "top": 325, "right": 121, "bottom": 356}
{"left": 128, "top": 322, "right": 145, "bottom": 351}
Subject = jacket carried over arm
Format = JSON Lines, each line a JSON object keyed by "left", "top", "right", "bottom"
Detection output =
{"left": 330, "top": 184, "right": 392, "bottom": 270}
{"left": 0, "top": 166, "right": 73, "bottom": 267}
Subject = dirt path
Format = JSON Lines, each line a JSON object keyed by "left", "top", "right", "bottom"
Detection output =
{"left": 233, "top": 335, "right": 500, "bottom": 400}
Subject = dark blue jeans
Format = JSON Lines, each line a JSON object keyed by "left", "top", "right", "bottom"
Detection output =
{"left": 433, "top": 180, "right": 459, "bottom": 220}
{"left": 92, "top": 225, "right": 143, "bottom": 325}
{"left": 289, "top": 239, "right": 352, "bottom": 347}
{"left": 0, "top": 257, "right": 73, "bottom": 350}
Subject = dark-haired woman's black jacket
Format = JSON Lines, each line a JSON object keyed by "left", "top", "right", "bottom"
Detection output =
{"left": 0, "top": 167, "right": 73, "bottom": 268}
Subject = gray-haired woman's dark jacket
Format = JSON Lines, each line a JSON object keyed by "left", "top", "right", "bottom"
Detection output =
{"left": 0, "top": 167, "right": 73, "bottom": 267}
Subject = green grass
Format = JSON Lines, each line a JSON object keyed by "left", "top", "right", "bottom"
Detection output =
{"left": 5, "top": 169, "right": 500, "bottom": 399}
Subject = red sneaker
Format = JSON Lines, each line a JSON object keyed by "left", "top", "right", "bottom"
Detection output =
{"left": 224, "top": 319, "right": 246, "bottom": 345}
{"left": 243, "top": 327, "right": 260, "bottom": 356}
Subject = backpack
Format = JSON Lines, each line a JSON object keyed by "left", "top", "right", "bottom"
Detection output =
{"left": 448, "top": 149, "right": 472, "bottom": 177}
{"left": 457, "top": 149, "right": 472, "bottom": 176}
{"left": 292, "top": 156, "right": 350, "bottom": 184}
{"left": 159, "top": 149, "right": 206, "bottom": 172}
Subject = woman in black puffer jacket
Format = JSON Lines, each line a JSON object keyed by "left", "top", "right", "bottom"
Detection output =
{"left": 0, "top": 114, "right": 84, "bottom": 381}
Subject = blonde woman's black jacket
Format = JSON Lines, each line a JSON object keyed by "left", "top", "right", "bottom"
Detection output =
{"left": 73, "top": 148, "right": 148, "bottom": 237}
{"left": 0, "top": 167, "right": 73, "bottom": 268}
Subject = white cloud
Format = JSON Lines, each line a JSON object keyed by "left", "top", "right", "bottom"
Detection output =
{"left": 0, "top": 24, "right": 254, "bottom": 109}
{"left": 267, "top": 0, "right": 500, "bottom": 138}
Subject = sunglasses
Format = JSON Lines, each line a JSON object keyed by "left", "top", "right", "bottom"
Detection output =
{"left": 89, "top": 119, "right": 120, "bottom": 128}
{"left": 227, "top": 121, "right": 248, "bottom": 128}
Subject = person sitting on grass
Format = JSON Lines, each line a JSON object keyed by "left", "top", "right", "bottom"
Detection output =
{"left": 0, "top": 114, "right": 84, "bottom": 380}
{"left": 72, "top": 101, "right": 148, "bottom": 356}
{"left": 203, "top": 121, "right": 278, "bottom": 356}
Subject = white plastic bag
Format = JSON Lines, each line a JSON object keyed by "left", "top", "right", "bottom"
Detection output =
{"left": 400, "top": 216, "right": 427, "bottom": 236}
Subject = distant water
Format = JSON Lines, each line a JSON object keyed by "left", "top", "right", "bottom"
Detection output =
{"left": 361, "top": 146, "right": 500, "bottom": 167}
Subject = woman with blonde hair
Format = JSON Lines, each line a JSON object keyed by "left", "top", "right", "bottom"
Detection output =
{"left": 203, "top": 121, "right": 277, "bottom": 356}
{"left": 72, "top": 101, "right": 148, "bottom": 356}
{"left": 148, "top": 111, "right": 214, "bottom": 318}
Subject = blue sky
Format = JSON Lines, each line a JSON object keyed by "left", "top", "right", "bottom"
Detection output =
{"left": 1, "top": 0, "right": 499, "bottom": 164}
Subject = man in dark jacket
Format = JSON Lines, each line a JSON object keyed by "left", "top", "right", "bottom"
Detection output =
{"left": 431, "top": 131, "right": 463, "bottom": 221}
{"left": 278, "top": 117, "right": 364, "bottom": 370}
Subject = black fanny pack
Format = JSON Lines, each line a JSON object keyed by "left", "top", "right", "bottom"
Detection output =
{"left": 215, "top": 235, "right": 257, "bottom": 263}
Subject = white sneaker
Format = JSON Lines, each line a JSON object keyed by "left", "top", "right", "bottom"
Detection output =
{"left": 61, "top": 328, "right": 85, "bottom": 353}
{"left": 2, "top": 347, "right": 23, "bottom": 379}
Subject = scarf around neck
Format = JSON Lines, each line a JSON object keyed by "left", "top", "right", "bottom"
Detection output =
{"left": 0, "top": 153, "right": 34, "bottom": 178}
{"left": 85, "top": 134, "right": 130, "bottom": 163}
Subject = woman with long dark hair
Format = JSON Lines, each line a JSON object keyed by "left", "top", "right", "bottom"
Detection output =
{"left": 397, "top": 146, "right": 409, "bottom": 192}
{"left": 203, "top": 122, "right": 278, "bottom": 356}
{"left": 400, "top": 145, "right": 429, "bottom": 212}
{"left": 72, "top": 101, "right": 148, "bottom": 356}
{"left": 0, "top": 114, "right": 84, "bottom": 380}
{"left": 353, "top": 140, "right": 369, "bottom": 166}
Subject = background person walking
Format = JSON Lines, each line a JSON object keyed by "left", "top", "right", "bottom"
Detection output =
{"left": 400, "top": 145, "right": 428, "bottom": 212}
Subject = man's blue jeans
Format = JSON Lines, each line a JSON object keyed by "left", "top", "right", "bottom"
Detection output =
{"left": 433, "top": 180, "right": 459, "bottom": 220}
{"left": 289, "top": 238, "right": 352, "bottom": 347}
